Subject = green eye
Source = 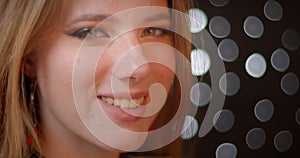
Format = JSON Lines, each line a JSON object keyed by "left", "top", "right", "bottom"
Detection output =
{"left": 71, "top": 28, "right": 109, "bottom": 39}
{"left": 141, "top": 27, "right": 170, "bottom": 37}
{"left": 143, "top": 28, "right": 157, "bottom": 36}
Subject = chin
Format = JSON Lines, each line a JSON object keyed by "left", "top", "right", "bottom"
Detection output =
{"left": 94, "top": 131, "right": 149, "bottom": 152}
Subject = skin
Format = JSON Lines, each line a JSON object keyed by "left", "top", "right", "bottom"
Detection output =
{"left": 26, "top": 0, "right": 175, "bottom": 157}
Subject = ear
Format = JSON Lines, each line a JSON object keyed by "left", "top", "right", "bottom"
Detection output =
{"left": 22, "top": 56, "right": 37, "bottom": 78}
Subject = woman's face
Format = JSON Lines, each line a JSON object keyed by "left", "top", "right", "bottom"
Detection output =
{"left": 32, "top": 0, "right": 175, "bottom": 152}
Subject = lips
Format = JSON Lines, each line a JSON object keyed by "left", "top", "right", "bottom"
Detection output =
{"left": 97, "top": 93, "right": 149, "bottom": 122}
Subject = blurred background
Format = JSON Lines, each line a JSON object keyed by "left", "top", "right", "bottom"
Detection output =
{"left": 182, "top": 0, "right": 300, "bottom": 157}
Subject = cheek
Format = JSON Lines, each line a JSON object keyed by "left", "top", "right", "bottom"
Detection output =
{"left": 37, "top": 50, "right": 74, "bottom": 96}
{"left": 154, "top": 64, "right": 175, "bottom": 91}
{"left": 35, "top": 39, "right": 78, "bottom": 118}
{"left": 156, "top": 54, "right": 176, "bottom": 89}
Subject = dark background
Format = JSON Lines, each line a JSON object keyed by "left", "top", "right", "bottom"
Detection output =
{"left": 183, "top": 0, "right": 300, "bottom": 157}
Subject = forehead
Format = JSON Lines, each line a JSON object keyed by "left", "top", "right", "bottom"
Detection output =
{"left": 64, "top": 0, "right": 168, "bottom": 19}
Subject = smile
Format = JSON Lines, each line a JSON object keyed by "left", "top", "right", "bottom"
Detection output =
{"left": 100, "top": 96, "right": 145, "bottom": 109}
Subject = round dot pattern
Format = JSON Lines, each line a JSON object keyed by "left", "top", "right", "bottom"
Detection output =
{"left": 216, "top": 143, "right": 238, "bottom": 158}
{"left": 282, "top": 29, "right": 300, "bottom": 51}
{"left": 209, "top": 0, "right": 230, "bottom": 7}
{"left": 190, "top": 82, "right": 212, "bottom": 107}
{"left": 185, "top": 1, "right": 299, "bottom": 157}
{"left": 181, "top": 115, "right": 199, "bottom": 140}
{"left": 280, "top": 72, "right": 299, "bottom": 95}
{"left": 245, "top": 53, "right": 267, "bottom": 78}
{"left": 274, "top": 131, "right": 293, "bottom": 152}
{"left": 246, "top": 128, "right": 266, "bottom": 150}
{"left": 219, "top": 72, "right": 240, "bottom": 96}
{"left": 254, "top": 99, "right": 274, "bottom": 122}
{"left": 271, "top": 48, "right": 290, "bottom": 72}
{"left": 218, "top": 38, "right": 239, "bottom": 62}
{"left": 264, "top": 0, "right": 283, "bottom": 21}
{"left": 243, "top": 16, "right": 264, "bottom": 38}
{"left": 188, "top": 8, "right": 208, "bottom": 33}
{"left": 191, "top": 49, "right": 211, "bottom": 76}
{"left": 213, "top": 109, "right": 235, "bottom": 133}
{"left": 209, "top": 16, "right": 231, "bottom": 38}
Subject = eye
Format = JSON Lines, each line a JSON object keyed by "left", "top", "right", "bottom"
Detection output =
{"left": 70, "top": 27, "right": 110, "bottom": 39}
{"left": 141, "top": 27, "right": 171, "bottom": 37}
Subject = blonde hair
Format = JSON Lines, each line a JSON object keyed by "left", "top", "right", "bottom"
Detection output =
{"left": 0, "top": 0, "right": 193, "bottom": 158}
{"left": 0, "top": 0, "right": 64, "bottom": 157}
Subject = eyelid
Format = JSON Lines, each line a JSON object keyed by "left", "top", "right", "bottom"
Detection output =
{"left": 141, "top": 26, "right": 171, "bottom": 37}
{"left": 69, "top": 27, "right": 110, "bottom": 39}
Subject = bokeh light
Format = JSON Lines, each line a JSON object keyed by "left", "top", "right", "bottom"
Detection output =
{"left": 280, "top": 72, "right": 299, "bottom": 95}
{"left": 191, "top": 49, "right": 211, "bottom": 76}
{"left": 209, "top": 16, "right": 231, "bottom": 38}
{"left": 282, "top": 29, "right": 300, "bottom": 51}
{"left": 254, "top": 99, "right": 274, "bottom": 122}
{"left": 218, "top": 38, "right": 239, "bottom": 62}
{"left": 219, "top": 72, "right": 241, "bottom": 96}
{"left": 244, "top": 16, "right": 264, "bottom": 38}
{"left": 213, "top": 109, "right": 235, "bottom": 133}
{"left": 215, "top": 143, "right": 238, "bottom": 158}
{"left": 190, "top": 82, "right": 212, "bottom": 107}
{"left": 188, "top": 8, "right": 208, "bottom": 33}
{"left": 245, "top": 53, "right": 267, "bottom": 78}
{"left": 274, "top": 131, "right": 293, "bottom": 152}
{"left": 246, "top": 128, "right": 266, "bottom": 150}
{"left": 271, "top": 48, "right": 290, "bottom": 72}
{"left": 209, "top": 0, "right": 230, "bottom": 7}
{"left": 181, "top": 115, "right": 199, "bottom": 140}
{"left": 264, "top": 0, "right": 283, "bottom": 21}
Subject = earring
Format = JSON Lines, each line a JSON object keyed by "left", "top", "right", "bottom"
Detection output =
{"left": 29, "top": 83, "right": 35, "bottom": 108}
{"left": 31, "top": 81, "right": 38, "bottom": 122}
{"left": 29, "top": 81, "right": 38, "bottom": 129}
{"left": 27, "top": 81, "right": 39, "bottom": 144}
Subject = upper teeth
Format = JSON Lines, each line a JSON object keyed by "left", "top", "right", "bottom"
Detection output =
{"left": 100, "top": 96, "right": 144, "bottom": 109}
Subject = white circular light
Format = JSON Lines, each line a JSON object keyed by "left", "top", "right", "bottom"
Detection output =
{"left": 191, "top": 49, "right": 211, "bottom": 76}
{"left": 181, "top": 115, "right": 199, "bottom": 140}
{"left": 245, "top": 53, "right": 267, "bottom": 78}
{"left": 188, "top": 8, "right": 208, "bottom": 33}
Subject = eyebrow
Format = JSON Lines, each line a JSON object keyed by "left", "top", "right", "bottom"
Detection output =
{"left": 67, "top": 12, "right": 170, "bottom": 27}
{"left": 66, "top": 14, "right": 111, "bottom": 27}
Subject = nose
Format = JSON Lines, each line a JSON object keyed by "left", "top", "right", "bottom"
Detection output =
{"left": 112, "top": 30, "right": 151, "bottom": 82}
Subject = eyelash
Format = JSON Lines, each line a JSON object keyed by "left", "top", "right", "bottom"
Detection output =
{"left": 70, "top": 27, "right": 171, "bottom": 39}
{"left": 70, "top": 27, "right": 109, "bottom": 39}
{"left": 141, "top": 27, "right": 171, "bottom": 38}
